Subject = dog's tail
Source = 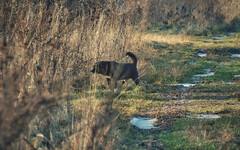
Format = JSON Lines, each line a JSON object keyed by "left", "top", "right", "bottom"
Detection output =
{"left": 126, "top": 52, "right": 137, "bottom": 66}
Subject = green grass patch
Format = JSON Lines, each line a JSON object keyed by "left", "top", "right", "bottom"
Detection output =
{"left": 192, "top": 83, "right": 240, "bottom": 93}
{"left": 158, "top": 116, "right": 240, "bottom": 149}
{"left": 86, "top": 32, "right": 240, "bottom": 149}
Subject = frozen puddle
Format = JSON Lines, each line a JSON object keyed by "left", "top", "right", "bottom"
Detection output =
{"left": 212, "top": 33, "right": 234, "bottom": 40}
{"left": 229, "top": 49, "right": 240, "bottom": 58}
{"left": 130, "top": 116, "right": 158, "bottom": 129}
{"left": 234, "top": 75, "right": 240, "bottom": 78}
{"left": 193, "top": 69, "right": 214, "bottom": 77}
{"left": 197, "top": 53, "right": 207, "bottom": 57}
{"left": 225, "top": 81, "right": 235, "bottom": 85}
{"left": 231, "top": 54, "right": 240, "bottom": 58}
{"left": 186, "top": 114, "right": 221, "bottom": 119}
{"left": 191, "top": 69, "right": 214, "bottom": 83}
{"left": 171, "top": 83, "right": 196, "bottom": 88}
{"left": 213, "top": 36, "right": 227, "bottom": 40}
{"left": 228, "top": 32, "right": 235, "bottom": 36}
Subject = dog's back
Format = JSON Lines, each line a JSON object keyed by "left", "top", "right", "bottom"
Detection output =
{"left": 113, "top": 52, "right": 139, "bottom": 83}
{"left": 91, "top": 61, "right": 118, "bottom": 77}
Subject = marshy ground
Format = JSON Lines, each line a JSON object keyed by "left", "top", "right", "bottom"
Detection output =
{"left": 84, "top": 32, "right": 240, "bottom": 149}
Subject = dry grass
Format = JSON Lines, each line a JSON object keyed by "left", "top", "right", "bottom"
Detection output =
{"left": 0, "top": 0, "right": 149, "bottom": 149}
{"left": 140, "top": 33, "right": 192, "bottom": 45}
{"left": 1, "top": 0, "right": 239, "bottom": 149}
{"left": 186, "top": 120, "right": 237, "bottom": 149}
{"left": 61, "top": 95, "right": 118, "bottom": 150}
{"left": 0, "top": 41, "right": 57, "bottom": 149}
{"left": 148, "top": 0, "right": 240, "bottom": 33}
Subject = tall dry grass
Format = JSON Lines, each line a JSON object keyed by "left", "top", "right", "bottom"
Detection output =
{"left": 0, "top": 0, "right": 148, "bottom": 149}
{"left": 0, "top": 38, "right": 58, "bottom": 149}
{"left": 147, "top": 0, "right": 240, "bottom": 33}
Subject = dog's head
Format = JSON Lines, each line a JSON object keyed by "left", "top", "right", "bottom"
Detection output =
{"left": 91, "top": 62, "right": 98, "bottom": 73}
{"left": 91, "top": 61, "right": 105, "bottom": 74}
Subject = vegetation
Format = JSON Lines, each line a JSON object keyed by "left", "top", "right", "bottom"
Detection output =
{"left": 0, "top": 0, "right": 239, "bottom": 149}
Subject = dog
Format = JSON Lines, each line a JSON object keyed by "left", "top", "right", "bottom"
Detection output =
{"left": 91, "top": 52, "right": 139, "bottom": 90}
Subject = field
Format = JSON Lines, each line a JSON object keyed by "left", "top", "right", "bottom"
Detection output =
{"left": 1, "top": 0, "right": 240, "bottom": 150}
{"left": 113, "top": 33, "right": 240, "bottom": 149}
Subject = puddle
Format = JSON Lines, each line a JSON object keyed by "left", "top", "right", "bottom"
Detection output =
{"left": 228, "top": 32, "right": 235, "bottom": 36}
{"left": 130, "top": 117, "right": 158, "bottom": 130}
{"left": 213, "top": 36, "right": 227, "bottom": 40}
{"left": 197, "top": 53, "right": 207, "bottom": 57}
{"left": 231, "top": 54, "right": 240, "bottom": 58}
{"left": 234, "top": 75, "right": 240, "bottom": 78}
{"left": 212, "top": 33, "right": 234, "bottom": 40}
{"left": 191, "top": 69, "right": 214, "bottom": 83}
{"left": 186, "top": 114, "right": 221, "bottom": 119}
{"left": 193, "top": 69, "right": 214, "bottom": 77}
{"left": 229, "top": 49, "right": 240, "bottom": 58}
{"left": 225, "top": 81, "right": 235, "bottom": 85}
{"left": 170, "top": 83, "right": 196, "bottom": 88}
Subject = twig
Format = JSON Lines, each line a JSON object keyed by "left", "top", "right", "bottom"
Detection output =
{"left": 23, "top": 137, "right": 37, "bottom": 150}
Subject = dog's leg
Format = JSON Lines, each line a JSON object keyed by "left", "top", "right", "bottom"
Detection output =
{"left": 114, "top": 81, "right": 117, "bottom": 92}
{"left": 132, "top": 75, "right": 139, "bottom": 85}
{"left": 108, "top": 78, "right": 118, "bottom": 92}
{"left": 110, "top": 80, "right": 117, "bottom": 92}
{"left": 135, "top": 79, "right": 140, "bottom": 85}
{"left": 106, "top": 78, "right": 111, "bottom": 85}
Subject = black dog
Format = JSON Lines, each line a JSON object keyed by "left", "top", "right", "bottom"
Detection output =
{"left": 91, "top": 52, "right": 139, "bottom": 90}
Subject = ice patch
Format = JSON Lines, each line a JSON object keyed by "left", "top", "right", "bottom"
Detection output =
{"left": 170, "top": 83, "right": 196, "bottom": 88}
{"left": 231, "top": 54, "right": 240, "bottom": 58}
{"left": 234, "top": 75, "right": 240, "bottom": 78}
{"left": 130, "top": 117, "right": 158, "bottom": 130}
{"left": 197, "top": 53, "right": 207, "bottom": 57}
{"left": 186, "top": 114, "right": 221, "bottom": 119}
{"left": 213, "top": 36, "right": 227, "bottom": 40}
{"left": 225, "top": 82, "right": 235, "bottom": 85}
{"left": 193, "top": 69, "right": 214, "bottom": 77}
{"left": 228, "top": 32, "right": 235, "bottom": 36}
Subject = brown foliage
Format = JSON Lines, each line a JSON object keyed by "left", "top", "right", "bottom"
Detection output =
{"left": 0, "top": 40, "right": 57, "bottom": 149}
{"left": 148, "top": 0, "right": 240, "bottom": 32}
{"left": 0, "top": 0, "right": 147, "bottom": 149}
